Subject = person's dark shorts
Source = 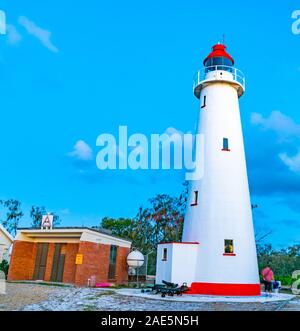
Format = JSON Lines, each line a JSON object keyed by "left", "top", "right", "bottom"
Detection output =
{"left": 264, "top": 281, "right": 272, "bottom": 292}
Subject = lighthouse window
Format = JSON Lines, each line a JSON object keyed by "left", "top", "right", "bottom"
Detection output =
{"left": 205, "top": 57, "right": 233, "bottom": 70}
{"left": 201, "top": 95, "right": 206, "bottom": 108}
{"left": 191, "top": 191, "right": 199, "bottom": 206}
{"left": 224, "top": 240, "right": 234, "bottom": 254}
{"left": 222, "top": 138, "right": 230, "bottom": 151}
{"left": 162, "top": 248, "right": 168, "bottom": 261}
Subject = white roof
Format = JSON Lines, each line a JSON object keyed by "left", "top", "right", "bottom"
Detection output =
{"left": 15, "top": 227, "right": 131, "bottom": 248}
{"left": 0, "top": 223, "right": 14, "bottom": 243}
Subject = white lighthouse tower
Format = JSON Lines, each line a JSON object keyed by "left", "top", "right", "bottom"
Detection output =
{"left": 156, "top": 44, "right": 260, "bottom": 296}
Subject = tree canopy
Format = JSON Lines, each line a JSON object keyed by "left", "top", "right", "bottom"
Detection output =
{"left": 100, "top": 182, "right": 188, "bottom": 274}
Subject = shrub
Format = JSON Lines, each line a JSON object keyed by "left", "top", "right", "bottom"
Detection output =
{"left": 275, "top": 275, "right": 294, "bottom": 286}
{"left": 0, "top": 260, "right": 9, "bottom": 278}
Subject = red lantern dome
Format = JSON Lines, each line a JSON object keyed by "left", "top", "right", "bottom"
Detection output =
{"left": 204, "top": 44, "right": 234, "bottom": 66}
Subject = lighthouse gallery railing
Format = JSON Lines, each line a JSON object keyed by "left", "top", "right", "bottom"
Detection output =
{"left": 193, "top": 65, "right": 246, "bottom": 93}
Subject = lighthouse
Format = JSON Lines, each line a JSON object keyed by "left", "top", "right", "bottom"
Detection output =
{"left": 156, "top": 44, "right": 261, "bottom": 296}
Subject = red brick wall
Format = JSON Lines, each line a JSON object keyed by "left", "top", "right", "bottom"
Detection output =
{"left": 8, "top": 241, "right": 37, "bottom": 281}
{"left": 75, "top": 241, "right": 110, "bottom": 286}
{"left": 115, "top": 246, "right": 130, "bottom": 284}
{"left": 74, "top": 242, "right": 130, "bottom": 286}
{"left": 63, "top": 243, "right": 79, "bottom": 284}
{"left": 8, "top": 241, "right": 79, "bottom": 283}
{"left": 8, "top": 240, "right": 130, "bottom": 286}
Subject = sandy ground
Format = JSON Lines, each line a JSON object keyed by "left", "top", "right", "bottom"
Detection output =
{"left": 0, "top": 283, "right": 64, "bottom": 311}
{"left": 1, "top": 282, "right": 300, "bottom": 311}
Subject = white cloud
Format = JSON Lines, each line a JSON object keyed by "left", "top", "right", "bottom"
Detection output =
{"left": 250, "top": 112, "right": 264, "bottom": 125}
{"left": 251, "top": 111, "right": 300, "bottom": 137}
{"left": 6, "top": 24, "right": 22, "bottom": 45}
{"left": 69, "top": 140, "right": 93, "bottom": 161}
{"left": 18, "top": 16, "right": 58, "bottom": 53}
{"left": 252, "top": 112, "right": 300, "bottom": 173}
{"left": 279, "top": 152, "right": 300, "bottom": 173}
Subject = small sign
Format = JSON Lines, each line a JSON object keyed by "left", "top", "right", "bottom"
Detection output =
{"left": 41, "top": 214, "right": 53, "bottom": 229}
{"left": 76, "top": 254, "right": 83, "bottom": 265}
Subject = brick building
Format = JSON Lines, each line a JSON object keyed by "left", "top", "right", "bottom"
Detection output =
{"left": 8, "top": 228, "right": 131, "bottom": 286}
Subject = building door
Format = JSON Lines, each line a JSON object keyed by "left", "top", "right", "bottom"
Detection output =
{"left": 108, "top": 245, "right": 118, "bottom": 280}
{"left": 33, "top": 243, "right": 49, "bottom": 280}
{"left": 50, "top": 244, "right": 66, "bottom": 282}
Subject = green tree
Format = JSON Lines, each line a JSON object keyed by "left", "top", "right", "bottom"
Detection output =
{"left": 257, "top": 243, "right": 300, "bottom": 285}
{"left": 99, "top": 182, "right": 188, "bottom": 275}
{"left": 100, "top": 217, "right": 133, "bottom": 238}
{"left": 1, "top": 199, "right": 23, "bottom": 236}
{"left": 131, "top": 182, "right": 188, "bottom": 274}
{"left": 30, "top": 206, "right": 47, "bottom": 228}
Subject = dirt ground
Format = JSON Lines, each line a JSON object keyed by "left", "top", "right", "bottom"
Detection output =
{"left": 1, "top": 282, "right": 300, "bottom": 311}
{"left": 0, "top": 282, "right": 63, "bottom": 311}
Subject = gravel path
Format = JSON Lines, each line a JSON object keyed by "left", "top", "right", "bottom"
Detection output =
{"left": 1, "top": 282, "right": 299, "bottom": 311}
{"left": 0, "top": 282, "right": 66, "bottom": 311}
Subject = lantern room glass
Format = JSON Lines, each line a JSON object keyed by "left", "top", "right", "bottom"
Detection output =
{"left": 205, "top": 56, "right": 233, "bottom": 73}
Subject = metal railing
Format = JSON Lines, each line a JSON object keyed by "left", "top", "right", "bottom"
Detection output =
{"left": 193, "top": 65, "right": 246, "bottom": 92}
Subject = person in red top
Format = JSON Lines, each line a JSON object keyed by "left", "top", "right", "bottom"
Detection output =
{"left": 261, "top": 264, "right": 274, "bottom": 296}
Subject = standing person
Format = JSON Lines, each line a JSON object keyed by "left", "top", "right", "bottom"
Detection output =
{"left": 261, "top": 264, "right": 274, "bottom": 297}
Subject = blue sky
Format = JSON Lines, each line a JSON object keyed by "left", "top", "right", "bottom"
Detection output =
{"left": 0, "top": 0, "right": 300, "bottom": 247}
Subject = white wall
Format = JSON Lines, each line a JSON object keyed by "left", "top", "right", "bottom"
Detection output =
{"left": 156, "top": 243, "right": 199, "bottom": 286}
{"left": 0, "top": 226, "right": 13, "bottom": 263}
{"left": 156, "top": 244, "right": 173, "bottom": 284}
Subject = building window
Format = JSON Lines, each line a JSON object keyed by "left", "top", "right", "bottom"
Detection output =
{"left": 224, "top": 239, "right": 235, "bottom": 255}
{"left": 108, "top": 245, "right": 118, "bottom": 279}
{"left": 191, "top": 191, "right": 199, "bottom": 206}
{"left": 162, "top": 248, "right": 168, "bottom": 261}
{"left": 222, "top": 138, "right": 230, "bottom": 151}
{"left": 201, "top": 95, "right": 206, "bottom": 108}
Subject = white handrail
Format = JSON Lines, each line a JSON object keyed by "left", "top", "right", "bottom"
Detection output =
{"left": 193, "top": 65, "right": 246, "bottom": 92}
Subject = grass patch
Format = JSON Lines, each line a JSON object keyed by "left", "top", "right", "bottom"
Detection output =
{"left": 7, "top": 281, "right": 73, "bottom": 288}
{"left": 95, "top": 290, "right": 115, "bottom": 297}
{"left": 83, "top": 304, "right": 98, "bottom": 311}
{"left": 86, "top": 296, "right": 97, "bottom": 301}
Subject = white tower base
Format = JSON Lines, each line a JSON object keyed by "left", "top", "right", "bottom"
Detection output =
{"left": 156, "top": 243, "right": 261, "bottom": 296}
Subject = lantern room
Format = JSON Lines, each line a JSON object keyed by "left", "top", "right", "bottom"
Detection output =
{"left": 204, "top": 43, "right": 234, "bottom": 67}
{"left": 193, "top": 43, "right": 245, "bottom": 99}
